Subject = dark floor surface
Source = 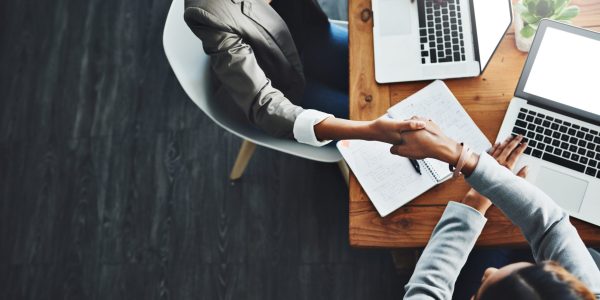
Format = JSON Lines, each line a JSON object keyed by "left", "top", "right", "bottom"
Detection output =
{"left": 0, "top": 0, "right": 407, "bottom": 299}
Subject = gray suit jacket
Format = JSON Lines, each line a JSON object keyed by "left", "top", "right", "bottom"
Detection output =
{"left": 184, "top": 0, "right": 324, "bottom": 138}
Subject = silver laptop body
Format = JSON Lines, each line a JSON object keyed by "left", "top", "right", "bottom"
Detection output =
{"left": 496, "top": 20, "right": 600, "bottom": 227}
{"left": 371, "top": 0, "right": 511, "bottom": 83}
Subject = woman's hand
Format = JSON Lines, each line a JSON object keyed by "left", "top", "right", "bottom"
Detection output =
{"left": 313, "top": 116, "right": 426, "bottom": 144}
{"left": 389, "top": 116, "right": 463, "bottom": 164}
{"left": 366, "top": 117, "right": 427, "bottom": 144}
{"left": 461, "top": 135, "right": 529, "bottom": 215}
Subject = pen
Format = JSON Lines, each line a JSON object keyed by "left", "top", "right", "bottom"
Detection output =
{"left": 409, "top": 159, "right": 422, "bottom": 175}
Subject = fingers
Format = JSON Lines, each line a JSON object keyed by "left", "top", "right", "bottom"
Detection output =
{"left": 506, "top": 141, "right": 528, "bottom": 168}
{"left": 491, "top": 135, "right": 513, "bottom": 158}
{"left": 389, "top": 144, "right": 403, "bottom": 155}
{"left": 488, "top": 142, "right": 500, "bottom": 155}
{"left": 397, "top": 120, "right": 426, "bottom": 132}
{"left": 516, "top": 166, "right": 529, "bottom": 178}
{"left": 496, "top": 135, "right": 523, "bottom": 163}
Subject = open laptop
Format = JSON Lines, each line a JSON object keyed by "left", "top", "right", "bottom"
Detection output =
{"left": 371, "top": 0, "right": 512, "bottom": 83}
{"left": 496, "top": 19, "right": 600, "bottom": 227}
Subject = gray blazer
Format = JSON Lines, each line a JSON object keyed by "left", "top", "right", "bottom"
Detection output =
{"left": 184, "top": 0, "right": 323, "bottom": 138}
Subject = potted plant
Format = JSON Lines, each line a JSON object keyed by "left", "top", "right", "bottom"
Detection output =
{"left": 514, "top": 0, "right": 582, "bottom": 52}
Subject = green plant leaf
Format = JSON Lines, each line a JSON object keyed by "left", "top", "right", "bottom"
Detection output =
{"left": 520, "top": 24, "right": 536, "bottom": 38}
{"left": 553, "top": 0, "right": 569, "bottom": 14}
{"left": 525, "top": 0, "right": 538, "bottom": 14}
{"left": 556, "top": 6, "right": 579, "bottom": 20}
{"left": 535, "top": 0, "right": 554, "bottom": 17}
{"left": 521, "top": 11, "right": 542, "bottom": 24}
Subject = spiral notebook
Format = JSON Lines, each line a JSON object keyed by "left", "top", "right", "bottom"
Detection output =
{"left": 337, "top": 80, "right": 491, "bottom": 217}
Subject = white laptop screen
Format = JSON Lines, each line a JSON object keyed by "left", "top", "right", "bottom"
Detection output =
{"left": 523, "top": 27, "right": 600, "bottom": 116}
{"left": 472, "top": 0, "right": 512, "bottom": 70}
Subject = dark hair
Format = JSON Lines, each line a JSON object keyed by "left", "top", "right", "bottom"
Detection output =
{"left": 478, "top": 261, "right": 595, "bottom": 300}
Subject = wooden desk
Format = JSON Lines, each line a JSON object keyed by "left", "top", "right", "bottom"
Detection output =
{"left": 348, "top": 0, "right": 600, "bottom": 248}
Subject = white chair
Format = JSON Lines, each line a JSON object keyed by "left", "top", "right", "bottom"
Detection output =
{"left": 162, "top": 0, "right": 349, "bottom": 181}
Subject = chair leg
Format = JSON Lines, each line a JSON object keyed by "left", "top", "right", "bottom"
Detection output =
{"left": 229, "top": 140, "right": 257, "bottom": 180}
{"left": 337, "top": 160, "right": 349, "bottom": 185}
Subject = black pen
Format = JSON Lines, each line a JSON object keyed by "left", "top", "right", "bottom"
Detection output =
{"left": 409, "top": 159, "right": 422, "bottom": 175}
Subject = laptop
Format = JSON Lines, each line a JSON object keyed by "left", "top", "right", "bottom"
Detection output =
{"left": 496, "top": 19, "right": 600, "bottom": 227}
{"left": 371, "top": 0, "right": 512, "bottom": 83}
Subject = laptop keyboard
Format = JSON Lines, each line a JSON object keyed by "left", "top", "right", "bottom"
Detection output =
{"left": 512, "top": 107, "right": 600, "bottom": 178}
{"left": 417, "top": 0, "right": 466, "bottom": 64}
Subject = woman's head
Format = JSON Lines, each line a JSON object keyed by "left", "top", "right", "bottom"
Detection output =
{"left": 473, "top": 261, "right": 595, "bottom": 300}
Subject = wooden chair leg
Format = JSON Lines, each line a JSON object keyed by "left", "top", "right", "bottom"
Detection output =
{"left": 229, "top": 140, "right": 256, "bottom": 180}
{"left": 337, "top": 160, "right": 349, "bottom": 185}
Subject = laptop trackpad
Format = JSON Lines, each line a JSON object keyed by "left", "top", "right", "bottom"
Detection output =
{"left": 378, "top": 0, "right": 411, "bottom": 36}
{"left": 534, "top": 167, "right": 588, "bottom": 213}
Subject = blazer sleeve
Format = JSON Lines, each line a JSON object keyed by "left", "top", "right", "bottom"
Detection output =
{"left": 404, "top": 202, "right": 487, "bottom": 300}
{"left": 183, "top": 7, "right": 304, "bottom": 139}
{"left": 466, "top": 153, "right": 600, "bottom": 295}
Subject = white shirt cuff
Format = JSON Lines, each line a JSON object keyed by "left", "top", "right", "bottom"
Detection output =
{"left": 293, "top": 109, "right": 333, "bottom": 147}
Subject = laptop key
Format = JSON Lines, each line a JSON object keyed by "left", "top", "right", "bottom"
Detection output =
{"left": 532, "top": 149, "right": 542, "bottom": 158}
{"left": 578, "top": 148, "right": 586, "bottom": 155}
{"left": 544, "top": 153, "right": 585, "bottom": 173}
{"left": 524, "top": 147, "right": 532, "bottom": 155}
{"left": 587, "top": 150, "right": 595, "bottom": 158}
{"left": 591, "top": 160, "right": 599, "bottom": 168}
{"left": 570, "top": 145, "right": 578, "bottom": 153}
{"left": 586, "top": 168, "right": 597, "bottom": 177}
{"left": 572, "top": 154, "right": 581, "bottom": 161}
{"left": 581, "top": 156, "right": 589, "bottom": 164}
{"left": 554, "top": 148, "right": 562, "bottom": 156}
{"left": 562, "top": 151, "right": 571, "bottom": 159}
{"left": 512, "top": 126, "right": 526, "bottom": 136}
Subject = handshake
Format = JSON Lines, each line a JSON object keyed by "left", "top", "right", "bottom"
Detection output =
{"left": 370, "top": 116, "right": 464, "bottom": 166}
{"left": 374, "top": 116, "right": 529, "bottom": 215}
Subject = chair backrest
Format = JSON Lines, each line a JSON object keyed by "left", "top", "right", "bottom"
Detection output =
{"left": 162, "top": 0, "right": 343, "bottom": 163}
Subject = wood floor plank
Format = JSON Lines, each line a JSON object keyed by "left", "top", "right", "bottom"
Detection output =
{"left": 0, "top": 0, "right": 406, "bottom": 298}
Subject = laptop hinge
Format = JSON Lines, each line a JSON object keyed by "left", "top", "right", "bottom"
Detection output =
{"left": 526, "top": 100, "right": 600, "bottom": 128}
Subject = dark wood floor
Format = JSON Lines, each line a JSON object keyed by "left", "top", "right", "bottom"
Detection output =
{"left": 0, "top": 0, "right": 407, "bottom": 299}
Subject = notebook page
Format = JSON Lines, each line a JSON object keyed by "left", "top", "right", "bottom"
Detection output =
{"left": 387, "top": 80, "right": 491, "bottom": 180}
{"left": 337, "top": 140, "right": 438, "bottom": 217}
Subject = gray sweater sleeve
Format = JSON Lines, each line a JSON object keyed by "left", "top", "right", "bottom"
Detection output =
{"left": 404, "top": 201, "right": 487, "bottom": 300}
{"left": 466, "top": 152, "right": 600, "bottom": 295}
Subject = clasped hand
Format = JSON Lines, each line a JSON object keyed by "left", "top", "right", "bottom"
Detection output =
{"left": 387, "top": 116, "right": 530, "bottom": 215}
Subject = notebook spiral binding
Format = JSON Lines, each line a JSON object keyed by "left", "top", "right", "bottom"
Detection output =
{"left": 422, "top": 160, "right": 444, "bottom": 182}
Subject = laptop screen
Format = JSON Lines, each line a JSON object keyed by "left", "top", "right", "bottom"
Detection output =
{"left": 523, "top": 27, "right": 600, "bottom": 116}
{"left": 471, "top": 0, "right": 512, "bottom": 71}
